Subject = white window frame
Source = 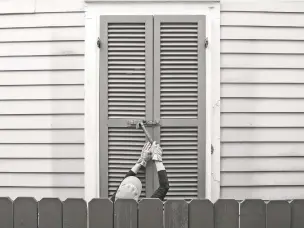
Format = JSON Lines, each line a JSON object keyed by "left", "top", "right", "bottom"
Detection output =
{"left": 84, "top": 0, "right": 221, "bottom": 202}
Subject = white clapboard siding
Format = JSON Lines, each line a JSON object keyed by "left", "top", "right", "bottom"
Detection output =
{"left": 0, "top": 100, "right": 84, "bottom": 115}
{"left": 221, "top": 69, "right": 304, "bottom": 84}
{"left": 0, "top": 188, "right": 84, "bottom": 200}
{"left": 222, "top": 113, "right": 304, "bottom": 127}
{"left": 0, "top": 159, "right": 83, "bottom": 173}
{"left": 0, "top": 7, "right": 85, "bottom": 199}
{"left": 221, "top": 3, "right": 304, "bottom": 200}
{"left": 221, "top": 98, "right": 304, "bottom": 113}
{"left": 0, "top": 56, "right": 84, "bottom": 71}
{"left": 221, "top": 40, "right": 304, "bottom": 54}
{"left": 0, "top": 130, "right": 84, "bottom": 144}
{"left": 0, "top": 42, "right": 84, "bottom": 57}
{"left": 221, "top": 12, "right": 304, "bottom": 27}
{"left": 221, "top": 26, "right": 304, "bottom": 41}
{"left": 0, "top": 27, "right": 85, "bottom": 42}
{"left": 222, "top": 172, "right": 304, "bottom": 186}
{"left": 221, "top": 143, "right": 304, "bottom": 157}
{"left": 0, "top": 173, "right": 84, "bottom": 187}
{"left": 0, "top": 13, "right": 84, "bottom": 28}
{"left": 222, "top": 84, "right": 304, "bottom": 98}
{"left": 0, "top": 115, "right": 84, "bottom": 129}
{"left": 221, "top": 128, "right": 304, "bottom": 142}
{"left": 0, "top": 144, "right": 84, "bottom": 158}
{"left": 221, "top": 54, "right": 304, "bottom": 69}
{"left": 0, "top": 85, "right": 83, "bottom": 100}
{"left": 221, "top": 187, "right": 304, "bottom": 201}
{"left": 0, "top": 71, "right": 84, "bottom": 85}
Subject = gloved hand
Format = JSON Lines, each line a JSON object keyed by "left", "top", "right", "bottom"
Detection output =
{"left": 137, "top": 142, "right": 152, "bottom": 167}
{"left": 151, "top": 142, "right": 163, "bottom": 162}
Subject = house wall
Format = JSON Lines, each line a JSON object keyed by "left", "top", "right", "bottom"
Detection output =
{"left": 220, "top": 0, "right": 304, "bottom": 200}
{"left": 0, "top": 0, "right": 85, "bottom": 199}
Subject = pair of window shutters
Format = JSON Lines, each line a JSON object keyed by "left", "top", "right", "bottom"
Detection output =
{"left": 100, "top": 15, "right": 206, "bottom": 200}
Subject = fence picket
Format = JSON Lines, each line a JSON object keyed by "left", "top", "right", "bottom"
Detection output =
{"left": 240, "top": 200, "right": 266, "bottom": 228}
{"left": 14, "top": 197, "right": 37, "bottom": 228}
{"left": 214, "top": 199, "right": 238, "bottom": 228}
{"left": 267, "top": 201, "right": 290, "bottom": 228}
{"left": 138, "top": 199, "right": 163, "bottom": 228}
{"left": 0, "top": 198, "right": 13, "bottom": 228}
{"left": 189, "top": 199, "right": 214, "bottom": 228}
{"left": 39, "top": 198, "right": 62, "bottom": 228}
{"left": 63, "top": 199, "right": 87, "bottom": 228}
{"left": 291, "top": 200, "right": 304, "bottom": 228}
{"left": 89, "top": 198, "right": 113, "bottom": 228}
{"left": 164, "top": 200, "right": 188, "bottom": 228}
{"left": 114, "top": 199, "right": 137, "bottom": 228}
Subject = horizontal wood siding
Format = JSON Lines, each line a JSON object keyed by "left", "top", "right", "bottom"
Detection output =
{"left": 0, "top": 0, "right": 85, "bottom": 199}
{"left": 221, "top": 2, "right": 304, "bottom": 200}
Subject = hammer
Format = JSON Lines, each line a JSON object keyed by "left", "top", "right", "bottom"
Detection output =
{"left": 136, "top": 121, "right": 154, "bottom": 143}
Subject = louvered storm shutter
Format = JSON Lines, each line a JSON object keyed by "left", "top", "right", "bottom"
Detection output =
{"left": 99, "top": 16, "right": 153, "bottom": 198}
{"left": 154, "top": 15, "right": 206, "bottom": 199}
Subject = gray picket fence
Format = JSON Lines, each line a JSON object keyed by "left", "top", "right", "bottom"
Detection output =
{"left": 1, "top": 197, "right": 304, "bottom": 228}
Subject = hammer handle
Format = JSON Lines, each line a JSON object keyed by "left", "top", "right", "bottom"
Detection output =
{"left": 139, "top": 122, "right": 154, "bottom": 143}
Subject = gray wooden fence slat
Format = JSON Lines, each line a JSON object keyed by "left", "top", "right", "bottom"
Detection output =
{"left": 291, "top": 200, "right": 304, "bottom": 228}
{"left": 138, "top": 199, "right": 163, "bottom": 228}
{"left": 89, "top": 198, "right": 113, "bottom": 228}
{"left": 38, "top": 198, "right": 62, "bottom": 228}
{"left": 63, "top": 199, "right": 87, "bottom": 228}
{"left": 114, "top": 199, "right": 138, "bottom": 228}
{"left": 0, "top": 198, "right": 13, "bottom": 228}
{"left": 14, "top": 197, "right": 37, "bottom": 228}
{"left": 189, "top": 199, "right": 214, "bottom": 228}
{"left": 164, "top": 200, "right": 188, "bottom": 228}
{"left": 214, "top": 199, "right": 238, "bottom": 228}
{"left": 267, "top": 200, "right": 290, "bottom": 228}
{"left": 240, "top": 199, "right": 266, "bottom": 228}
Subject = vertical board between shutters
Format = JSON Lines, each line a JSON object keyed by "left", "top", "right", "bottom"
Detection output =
{"left": 99, "top": 16, "right": 153, "bottom": 197}
{"left": 154, "top": 15, "right": 206, "bottom": 199}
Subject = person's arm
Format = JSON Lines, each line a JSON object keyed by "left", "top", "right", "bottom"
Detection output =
{"left": 110, "top": 142, "right": 152, "bottom": 202}
{"left": 110, "top": 163, "right": 143, "bottom": 202}
{"left": 149, "top": 142, "right": 170, "bottom": 201}
{"left": 151, "top": 161, "right": 170, "bottom": 201}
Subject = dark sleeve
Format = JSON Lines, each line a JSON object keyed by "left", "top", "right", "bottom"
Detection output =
{"left": 150, "top": 170, "right": 170, "bottom": 201}
{"left": 110, "top": 170, "right": 137, "bottom": 202}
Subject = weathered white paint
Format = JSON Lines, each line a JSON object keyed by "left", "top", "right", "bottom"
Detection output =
{"left": 221, "top": 1, "right": 304, "bottom": 200}
{"left": 0, "top": 27, "right": 85, "bottom": 42}
{"left": 0, "top": 71, "right": 84, "bottom": 85}
{"left": 0, "top": 1, "right": 85, "bottom": 199}
{"left": 84, "top": 0, "right": 221, "bottom": 202}
{"left": 0, "top": 100, "right": 84, "bottom": 115}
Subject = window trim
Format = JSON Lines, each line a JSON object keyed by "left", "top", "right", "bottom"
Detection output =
{"left": 84, "top": 0, "right": 221, "bottom": 202}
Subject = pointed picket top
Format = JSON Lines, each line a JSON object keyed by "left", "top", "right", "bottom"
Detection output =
{"left": 89, "top": 198, "right": 113, "bottom": 228}
{"left": 164, "top": 200, "right": 188, "bottom": 228}
{"left": 39, "top": 198, "right": 62, "bottom": 228}
{"left": 138, "top": 198, "right": 163, "bottom": 228}
{"left": 214, "top": 199, "right": 239, "bottom": 228}
{"left": 0, "top": 197, "right": 13, "bottom": 228}
{"left": 291, "top": 200, "right": 304, "bottom": 228}
{"left": 240, "top": 199, "right": 266, "bottom": 228}
{"left": 189, "top": 199, "right": 214, "bottom": 228}
{"left": 267, "top": 200, "right": 290, "bottom": 228}
{"left": 63, "top": 198, "right": 87, "bottom": 228}
{"left": 114, "top": 199, "right": 138, "bottom": 228}
{"left": 14, "top": 197, "right": 38, "bottom": 228}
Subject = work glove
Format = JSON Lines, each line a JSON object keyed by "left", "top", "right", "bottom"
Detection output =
{"left": 151, "top": 142, "right": 163, "bottom": 162}
{"left": 137, "top": 142, "right": 152, "bottom": 167}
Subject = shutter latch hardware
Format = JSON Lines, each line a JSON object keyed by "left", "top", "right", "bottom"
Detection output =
{"left": 205, "top": 37, "right": 209, "bottom": 48}
{"left": 97, "top": 37, "right": 101, "bottom": 48}
{"left": 127, "top": 120, "right": 160, "bottom": 127}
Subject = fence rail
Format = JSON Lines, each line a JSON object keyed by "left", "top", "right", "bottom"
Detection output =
{"left": 0, "top": 197, "right": 303, "bottom": 228}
